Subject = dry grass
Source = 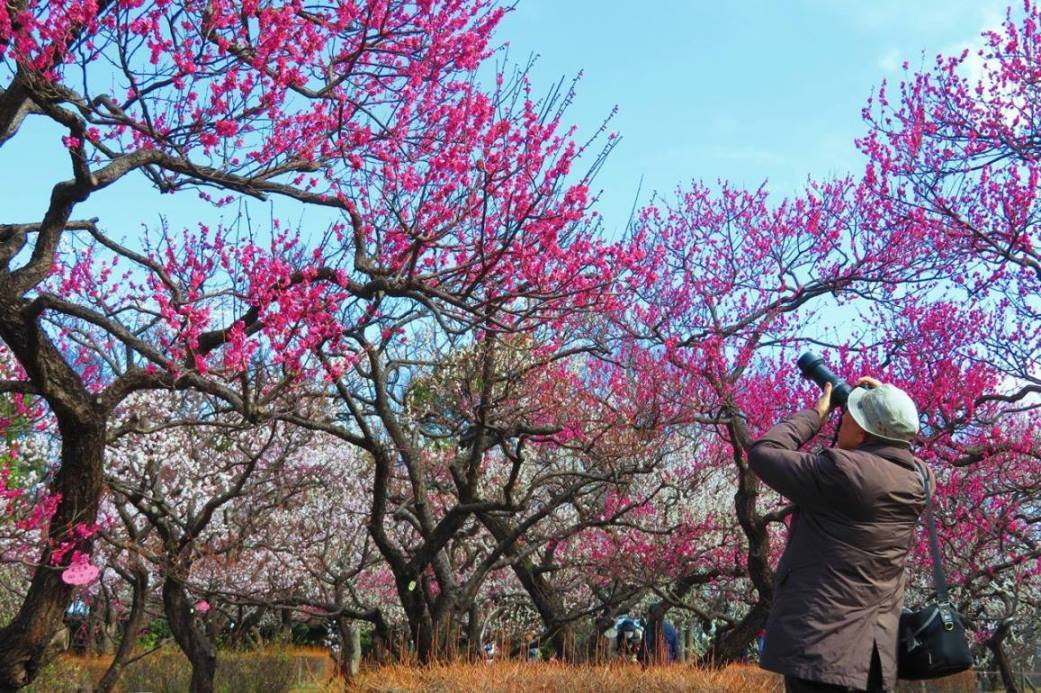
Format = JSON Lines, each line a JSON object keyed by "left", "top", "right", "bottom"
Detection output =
{"left": 32, "top": 650, "right": 978, "bottom": 692}
{"left": 346, "top": 661, "right": 783, "bottom": 693}
{"left": 33, "top": 646, "right": 334, "bottom": 692}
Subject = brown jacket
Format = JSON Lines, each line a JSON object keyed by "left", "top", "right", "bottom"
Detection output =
{"left": 748, "top": 409, "right": 929, "bottom": 690}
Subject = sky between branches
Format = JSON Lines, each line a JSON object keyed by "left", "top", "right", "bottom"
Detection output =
{"left": 0, "top": 0, "right": 1007, "bottom": 241}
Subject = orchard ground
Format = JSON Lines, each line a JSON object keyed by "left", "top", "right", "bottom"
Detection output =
{"left": 26, "top": 650, "right": 980, "bottom": 692}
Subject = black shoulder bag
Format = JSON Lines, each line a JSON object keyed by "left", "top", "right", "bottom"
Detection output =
{"left": 897, "top": 461, "right": 973, "bottom": 680}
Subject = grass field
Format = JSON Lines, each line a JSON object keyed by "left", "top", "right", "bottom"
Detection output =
{"left": 345, "top": 662, "right": 978, "bottom": 692}
{"left": 25, "top": 649, "right": 978, "bottom": 692}
{"left": 347, "top": 661, "right": 782, "bottom": 692}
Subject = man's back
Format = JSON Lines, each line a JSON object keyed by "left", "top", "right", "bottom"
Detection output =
{"left": 749, "top": 409, "right": 928, "bottom": 691}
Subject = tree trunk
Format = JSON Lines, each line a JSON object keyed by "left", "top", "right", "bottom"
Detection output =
{"left": 549, "top": 621, "right": 576, "bottom": 661}
{"left": 97, "top": 566, "right": 149, "bottom": 693}
{"left": 162, "top": 577, "right": 216, "bottom": 693}
{"left": 412, "top": 611, "right": 435, "bottom": 664}
{"left": 466, "top": 604, "right": 482, "bottom": 661}
{"left": 0, "top": 420, "right": 105, "bottom": 690}
{"left": 84, "top": 601, "right": 100, "bottom": 657}
{"left": 986, "top": 619, "right": 1018, "bottom": 693}
{"left": 476, "top": 513, "right": 576, "bottom": 660}
{"left": 698, "top": 429, "right": 775, "bottom": 667}
{"left": 229, "top": 606, "right": 265, "bottom": 650}
{"left": 336, "top": 618, "right": 362, "bottom": 679}
{"left": 99, "top": 597, "right": 117, "bottom": 656}
{"left": 396, "top": 577, "right": 439, "bottom": 664}
{"left": 701, "top": 600, "right": 770, "bottom": 665}
{"left": 370, "top": 613, "right": 393, "bottom": 665}
{"left": 642, "top": 613, "right": 668, "bottom": 665}
{"left": 278, "top": 606, "right": 293, "bottom": 643}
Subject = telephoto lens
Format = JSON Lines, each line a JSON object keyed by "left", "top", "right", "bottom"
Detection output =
{"left": 797, "top": 351, "right": 854, "bottom": 407}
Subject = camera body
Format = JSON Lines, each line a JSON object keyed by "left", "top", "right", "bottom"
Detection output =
{"left": 797, "top": 352, "right": 853, "bottom": 406}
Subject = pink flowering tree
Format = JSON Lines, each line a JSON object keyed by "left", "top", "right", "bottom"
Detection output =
{"left": 93, "top": 494, "right": 155, "bottom": 693}
{"left": 5, "top": 0, "right": 1037, "bottom": 683}
{"left": 177, "top": 421, "right": 393, "bottom": 677}
{"left": 203, "top": 30, "right": 622, "bottom": 664}
{"left": 622, "top": 154, "right": 1041, "bottom": 661}
{"left": 443, "top": 344, "right": 684, "bottom": 658}
{"left": 620, "top": 178, "right": 910, "bottom": 658}
{"left": 102, "top": 391, "right": 342, "bottom": 692}
{"left": 0, "top": 0, "right": 558, "bottom": 686}
{"left": 88, "top": 391, "right": 391, "bottom": 689}
{"left": 610, "top": 3, "right": 1041, "bottom": 645}
{"left": 857, "top": 0, "right": 1041, "bottom": 657}
{"left": 498, "top": 347, "right": 745, "bottom": 657}
{"left": 275, "top": 244, "right": 636, "bottom": 664}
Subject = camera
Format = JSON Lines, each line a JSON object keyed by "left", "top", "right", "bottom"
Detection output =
{"left": 797, "top": 351, "right": 854, "bottom": 407}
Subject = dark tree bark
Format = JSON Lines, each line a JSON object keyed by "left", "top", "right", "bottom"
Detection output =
{"left": 466, "top": 604, "right": 482, "bottom": 661}
{"left": 97, "top": 586, "right": 118, "bottom": 656}
{"left": 986, "top": 618, "right": 1018, "bottom": 693}
{"left": 278, "top": 607, "right": 293, "bottom": 643}
{"left": 367, "top": 610, "right": 394, "bottom": 665}
{"left": 162, "top": 576, "right": 217, "bottom": 693}
{"left": 228, "top": 606, "right": 267, "bottom": 649}
{"left": 399, "top": 589, "right": 437, "bottom": 664}
{"left": 335, "top": 617, "right": 362, "bottom": 679}
{"left": 0, "top": 413, "right": 105, "bottom": 690}
{"left": 476, "top": 512, "right": 576, "bottom": 661}
{"left": 699, "top": 415, "right": 774, "bottom": 665}
{"left": 701, "top": 600, "right": 770, "bottom": 665}
{"left": 96, "top": 565, "right": 150, "bottom": 693}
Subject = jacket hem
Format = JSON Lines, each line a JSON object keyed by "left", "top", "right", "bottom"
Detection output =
{"left": 759, "top": 660, "right": 875, "bottom": 691}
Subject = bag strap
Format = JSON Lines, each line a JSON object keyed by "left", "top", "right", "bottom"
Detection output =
{"left": 915, "top": 460, "right": 950, "bottom": 605}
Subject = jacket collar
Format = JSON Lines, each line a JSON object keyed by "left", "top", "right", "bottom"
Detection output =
{"left": 857, "top": 440, "right": 916, "bottom": 470}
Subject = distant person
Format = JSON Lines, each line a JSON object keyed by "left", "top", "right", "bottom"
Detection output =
{"left": 748, "top": 376, "right": 929, "bottom": 693}
{"left": 602, "top": 615, "right": 643, "bottom": 662}
{"left": 640, "top": 604, "right": 680, "bottom": 663}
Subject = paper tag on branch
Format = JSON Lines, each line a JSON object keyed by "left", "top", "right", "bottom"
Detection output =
{"left": 62, "top": 562, "right": 99, "bottom": 586}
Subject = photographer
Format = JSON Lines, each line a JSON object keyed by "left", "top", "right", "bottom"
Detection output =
{"left": 748, "top": 375, "right": 930, "bottom": 693}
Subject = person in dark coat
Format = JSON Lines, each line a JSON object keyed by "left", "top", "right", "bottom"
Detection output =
{"left": 640, "top": 604, "right": 680, "bottom": 664}
{"left": 748, "top": 376, "right": 930, "bottom": 693}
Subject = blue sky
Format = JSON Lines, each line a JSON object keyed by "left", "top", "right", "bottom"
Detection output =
{"left": 498, "top": 0, "right": 1005, "bottom": 234}
{"left": 1, "top": 0, "right": 1006, "bottom": 240}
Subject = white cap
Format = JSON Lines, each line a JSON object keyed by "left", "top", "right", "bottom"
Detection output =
{"left": 846, "top": 384, "right": 919, "bottom": 443}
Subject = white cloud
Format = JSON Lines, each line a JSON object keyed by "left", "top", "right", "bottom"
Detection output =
{"left": 940, "top": 6, "right": 1005, "bottom": 85}
{"left": 877, "top": 49, "right": 901, "bottom": 72}
{"left": 863, "top": 2, "right": 1005, "bottom": 85}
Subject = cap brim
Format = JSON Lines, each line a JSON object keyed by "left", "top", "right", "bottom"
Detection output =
{"left": 846, "top": 386, "right": 868, "bottom": 429}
